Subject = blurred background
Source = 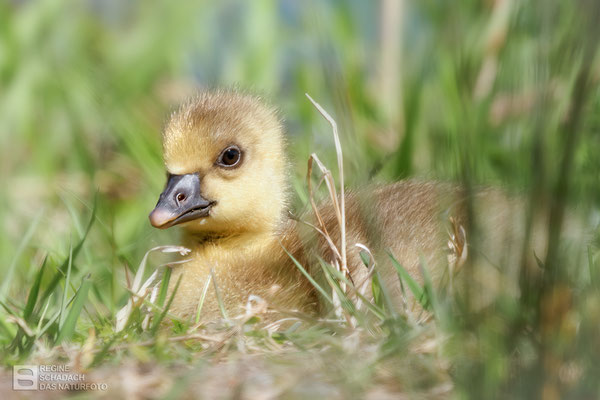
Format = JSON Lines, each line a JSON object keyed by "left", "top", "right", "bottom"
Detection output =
{"left": 1, "top": 0, "right": 599, "bottom": 397}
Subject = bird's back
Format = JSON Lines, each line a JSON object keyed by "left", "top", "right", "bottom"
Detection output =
{"left": 304, "top": 180, "right": 543, "bottom": 313}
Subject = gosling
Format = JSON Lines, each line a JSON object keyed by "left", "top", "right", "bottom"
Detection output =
{"left": 149, "top": 89, "right": 541, "bottom": 322}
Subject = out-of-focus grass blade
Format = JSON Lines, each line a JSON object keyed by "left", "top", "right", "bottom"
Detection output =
{"left": 36, "top": 294, "right": 52, "bottom": 333}
{"left": 39, "top": 195, "right": 97, "bottom": 306}
{"left": 156, "top": 267, "right": 172, "bottom": 308}
{"left": 37, "top": 308, "right": 62, "bottom": 340}
{"left": 60, "top": 193, "right": 95, "bottom": 267}
{"left": 0, "top": 209, "right": 44, "bottom": 300}
{"left": 534, "top": 252, "right": 546, "bottom": 270}
{"left": 89, "top": 334, "right": 120, "bottom": 368}
{"left": 210, "top": 269, "right": 228, "bottom": 320}
{"left": 319, "top": 257, "right": 386, "bottom": 321}
{"left": 371, "top": 271, "right": 384, "bottom": 310}
{"left": 59, "top": 243, "right": 74, "bottom": 330}
{"left": 318, "top": 259, "right": 367, "bottom": 325}
{"left": 359, "top": 251, "right": 371, "bottom": 268}
{"left": 391, "top": 78, "right": 423, "bottom": 179}
{"left": 388, "top": 251, "right": 426, "bottom": 307}
{"left": 371, "top": 270, "right": 398, "bottom": 318}
{"left": 55, "top": 274, "right": 92, "bottom": 344}
{"left": 0, "top": 313, "right": 17, "bottom": 338}
{"left": 23, "top": 255, "right": 48, "bottom": 322}
{"left": 588, "top": 246, "right": 598, "bottom": 290}
{"left": 281, "top": 242, "right": 333, "bottom": 304}
{"left": 150, "top": 274, "right": 183, "bottom": 335}
{"left": 418, "top": 256, "right": 438, "bottom": 314}
{"left": 0, "top": 299, "right": 17, "bottom": 316}
{"left": 152, "top": 267, "right": 173, "bottom": 327}
{"left": 194, "top": 275, "right": 212, "bottom": 325}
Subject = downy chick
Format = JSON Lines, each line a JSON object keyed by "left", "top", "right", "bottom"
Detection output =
{"left": 149, "top": 90, "right": 318, "bottom": 320}
{"left": 149, "top": 90, "right": 545, "bottom": 322}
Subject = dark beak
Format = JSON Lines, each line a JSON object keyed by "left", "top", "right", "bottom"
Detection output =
{"left": 149, "top": 173, "right": 214, "bottom": 229}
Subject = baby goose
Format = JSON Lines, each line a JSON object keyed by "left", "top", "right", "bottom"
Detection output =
{"left": 149, "top": 90, "right": 320, "bottom": 320}
{"left": 149, "top": 90, "right": 535, "bottom": 322}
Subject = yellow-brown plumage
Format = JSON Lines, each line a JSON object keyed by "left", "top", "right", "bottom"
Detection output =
{"left": 150, "top": 89, "right": 545, "bottom": 322}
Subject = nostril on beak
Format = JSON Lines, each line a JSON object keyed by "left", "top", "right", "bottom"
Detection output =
{"left": 176, "top": 193, "right": 186, "bottom": 204}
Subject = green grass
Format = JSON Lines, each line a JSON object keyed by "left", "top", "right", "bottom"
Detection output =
{"left": 1, "top": 0, "right": 600, "bottom": 398}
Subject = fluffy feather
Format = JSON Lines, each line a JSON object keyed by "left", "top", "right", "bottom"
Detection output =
{"left": 155, "top": 89, "right": 549, "bottom": 322}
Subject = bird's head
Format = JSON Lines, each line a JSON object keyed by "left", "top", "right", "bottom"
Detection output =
{"left": 149, "top": 90, "right": 288, "bottom": 236}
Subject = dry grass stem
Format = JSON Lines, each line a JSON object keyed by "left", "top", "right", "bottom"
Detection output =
{"left": 116, "top": 246, "right": 191, "bottom": 332}
{"left": 305, "top": 93, "right": 354, "bottom": 325}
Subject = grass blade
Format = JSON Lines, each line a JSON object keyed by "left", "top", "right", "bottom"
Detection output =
{"left": 89, "top": 334, "right": 120, "bottom": 368}
{"left": 39, "top": 196, "right": 97, "bottom": 306}
{"left": 23, "top": 255, "right": 48, "bottom": 322}
{"left": 150, "top": 274, "right": 183, "bottom": 334}
{"left": 280, "top": 242, "right": 333, "bottom": 304}
{"left": 318, "top": 259, "right": 368, "bottom": 326}
{"left": 418, "top": 255, "right": 438, "bottom": 314}
{"left": 371, "top": 270, "right": 398, "bottom": 318}
{"left": 59, "top": 243, "right": 74, "bottom": 330}
{"left": 388, "top": 251, "right": 426, "bottom": 307}
{"left": 210, "top": 269, "right": 228, "bottom": 320}
{"left": 0, "top": 210, "right": 44, "bottom": 300}
{"left": 55, "top": 274, "right": 92, "bottom": 344}
{"left": 319, "top": 257, "right": 387, "bottom": 321}
{"left": 589, "top": 246, "right": 598, "bottom": 290}
{"left": 156, "top": 267, "right": 172, "bottom": 308}
{"left": 194, "top": 275, "right": 212, "bottom": 325}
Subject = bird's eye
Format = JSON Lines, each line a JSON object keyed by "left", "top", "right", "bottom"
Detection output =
{"left": 217, "top": 146, "right": 242, "bottom": 167}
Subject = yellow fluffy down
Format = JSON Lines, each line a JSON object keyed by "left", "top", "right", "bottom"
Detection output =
{"left": 156, "top": 90, "right": 551, "bottom": 322}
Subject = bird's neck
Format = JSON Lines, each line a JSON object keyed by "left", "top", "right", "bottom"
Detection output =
{"left": 183, "top": 229, "right": 276, "bottom": 252}
{"left": 168, "top": 224, "right": 314, "bottom": 321}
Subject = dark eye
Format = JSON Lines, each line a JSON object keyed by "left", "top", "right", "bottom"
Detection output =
{"left": 217, "top": 146, "right": 242, "bottom": 167}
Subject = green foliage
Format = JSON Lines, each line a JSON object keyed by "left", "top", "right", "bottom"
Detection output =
{"left": 55, "top": 274, "right": 91, "bottom": 344}
{"left": 388, "top": 252, "right": 427, "bottom": 309}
